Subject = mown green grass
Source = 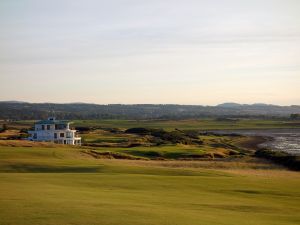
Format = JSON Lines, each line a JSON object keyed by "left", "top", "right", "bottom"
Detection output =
{"left": 11, "top": 119, "right": 298, "bottom": 131}
{"left": 0, "top": 146, "right": 300, "bottom": 225}
{"left": 72, "top": 119, "right": 299, "bottom": 130}
{"left": 80, "top": 131, "right": 131, "bottom": 144}
{"left": 91, "top": 145, "right": 209, "bottom": 159}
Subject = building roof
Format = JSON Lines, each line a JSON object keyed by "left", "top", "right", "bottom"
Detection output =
{"left": 36, "top": 120, "right": 70, "bottom": 125}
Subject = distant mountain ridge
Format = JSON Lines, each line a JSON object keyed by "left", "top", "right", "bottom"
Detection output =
{"left": 0, "top": 102, "right": 299, "bottom": 120}
{"left": 0, "top": 101, "right": 28, "bottom": 104}
{"left": 217, "top": 103, "right": 243, "bottom": 108}
{"left": 217, "top": 102, "right": 280, "bottom": 108}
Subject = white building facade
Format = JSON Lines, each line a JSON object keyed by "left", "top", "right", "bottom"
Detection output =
{"left": 28, "top": 117, "right": 81, "bottom": 145}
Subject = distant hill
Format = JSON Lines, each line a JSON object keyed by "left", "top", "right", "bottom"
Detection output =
{"left": 0, "top": 101, "right": 28, "bottom": 104}
{"left": 217, "top": 103, "right": 243, "bottom": 108}
{"left": 0, "top": 102, "right": 299, "bottom": 120}
{"left": 217, "top": 102, "right": 276, "bottom": 108}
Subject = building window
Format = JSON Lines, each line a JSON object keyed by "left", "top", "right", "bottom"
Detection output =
{"left": 47, "top": 125, "right": 51, "bottom": 130}
{"left": 55, "top": 124, "right": 66, "bottom": 130}
{"left": 54, "top": 133, "right": 57, "bottom": 139}
{"left": 60, "top": 133, "right": 65, "bottom": 138}
{"left": 33, "top": 133, "right": 37, "bottom": 139}
{"left": 66, "top": 132, "right": 72, "bottom": 138}
{"left": 42, "top": 125, "right": 45, "bottom": 130}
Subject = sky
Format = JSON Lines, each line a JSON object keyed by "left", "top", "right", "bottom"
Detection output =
{"left": 0, "top": 0, "right": 299, "bottom": 105}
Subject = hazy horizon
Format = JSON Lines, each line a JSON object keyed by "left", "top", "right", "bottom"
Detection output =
{"left": 1, "top": 100, "right": 299, "bottom": 107}
{"left": 1, "top": 0, "right": 300, "bottom": 105}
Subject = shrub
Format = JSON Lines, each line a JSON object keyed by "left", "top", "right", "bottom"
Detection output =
{"left": 125, "top": 127, "right": 203, "bottom": 145}
{"left": 0, "top": 124, "right": 8, "bottom": 133}
{"left": 75, "top": 126, "right": 92, "bottom": 132}
{"left": 255, "top": 149, "right": 300, "bottom": 171}
{"left": 125, "top": 128, "right": 153, "bottom": 135}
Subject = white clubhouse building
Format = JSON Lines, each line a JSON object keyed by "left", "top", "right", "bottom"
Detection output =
{"left": 28, "top": 117, "right": 81, "bottom": 145}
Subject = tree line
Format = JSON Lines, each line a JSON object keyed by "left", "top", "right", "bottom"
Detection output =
{"left": 0, "top": 102, "right": 299, "bottom": 120}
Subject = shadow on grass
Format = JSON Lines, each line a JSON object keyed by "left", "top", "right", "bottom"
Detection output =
{"left": 3, "top": 164, "right": 102, "bottom": 173}
{"left": 191, "top": 203, "right": 274, "bottom": 213}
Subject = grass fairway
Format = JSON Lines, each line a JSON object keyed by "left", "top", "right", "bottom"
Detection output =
{"left": 72, "top": 119, "right": 300, "bottom": 130}
{"left": 9, "top": 118, "right": 300, "bottom": 131}
{"left": 0, "top": 146, "right": 300, "bottom": 225}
